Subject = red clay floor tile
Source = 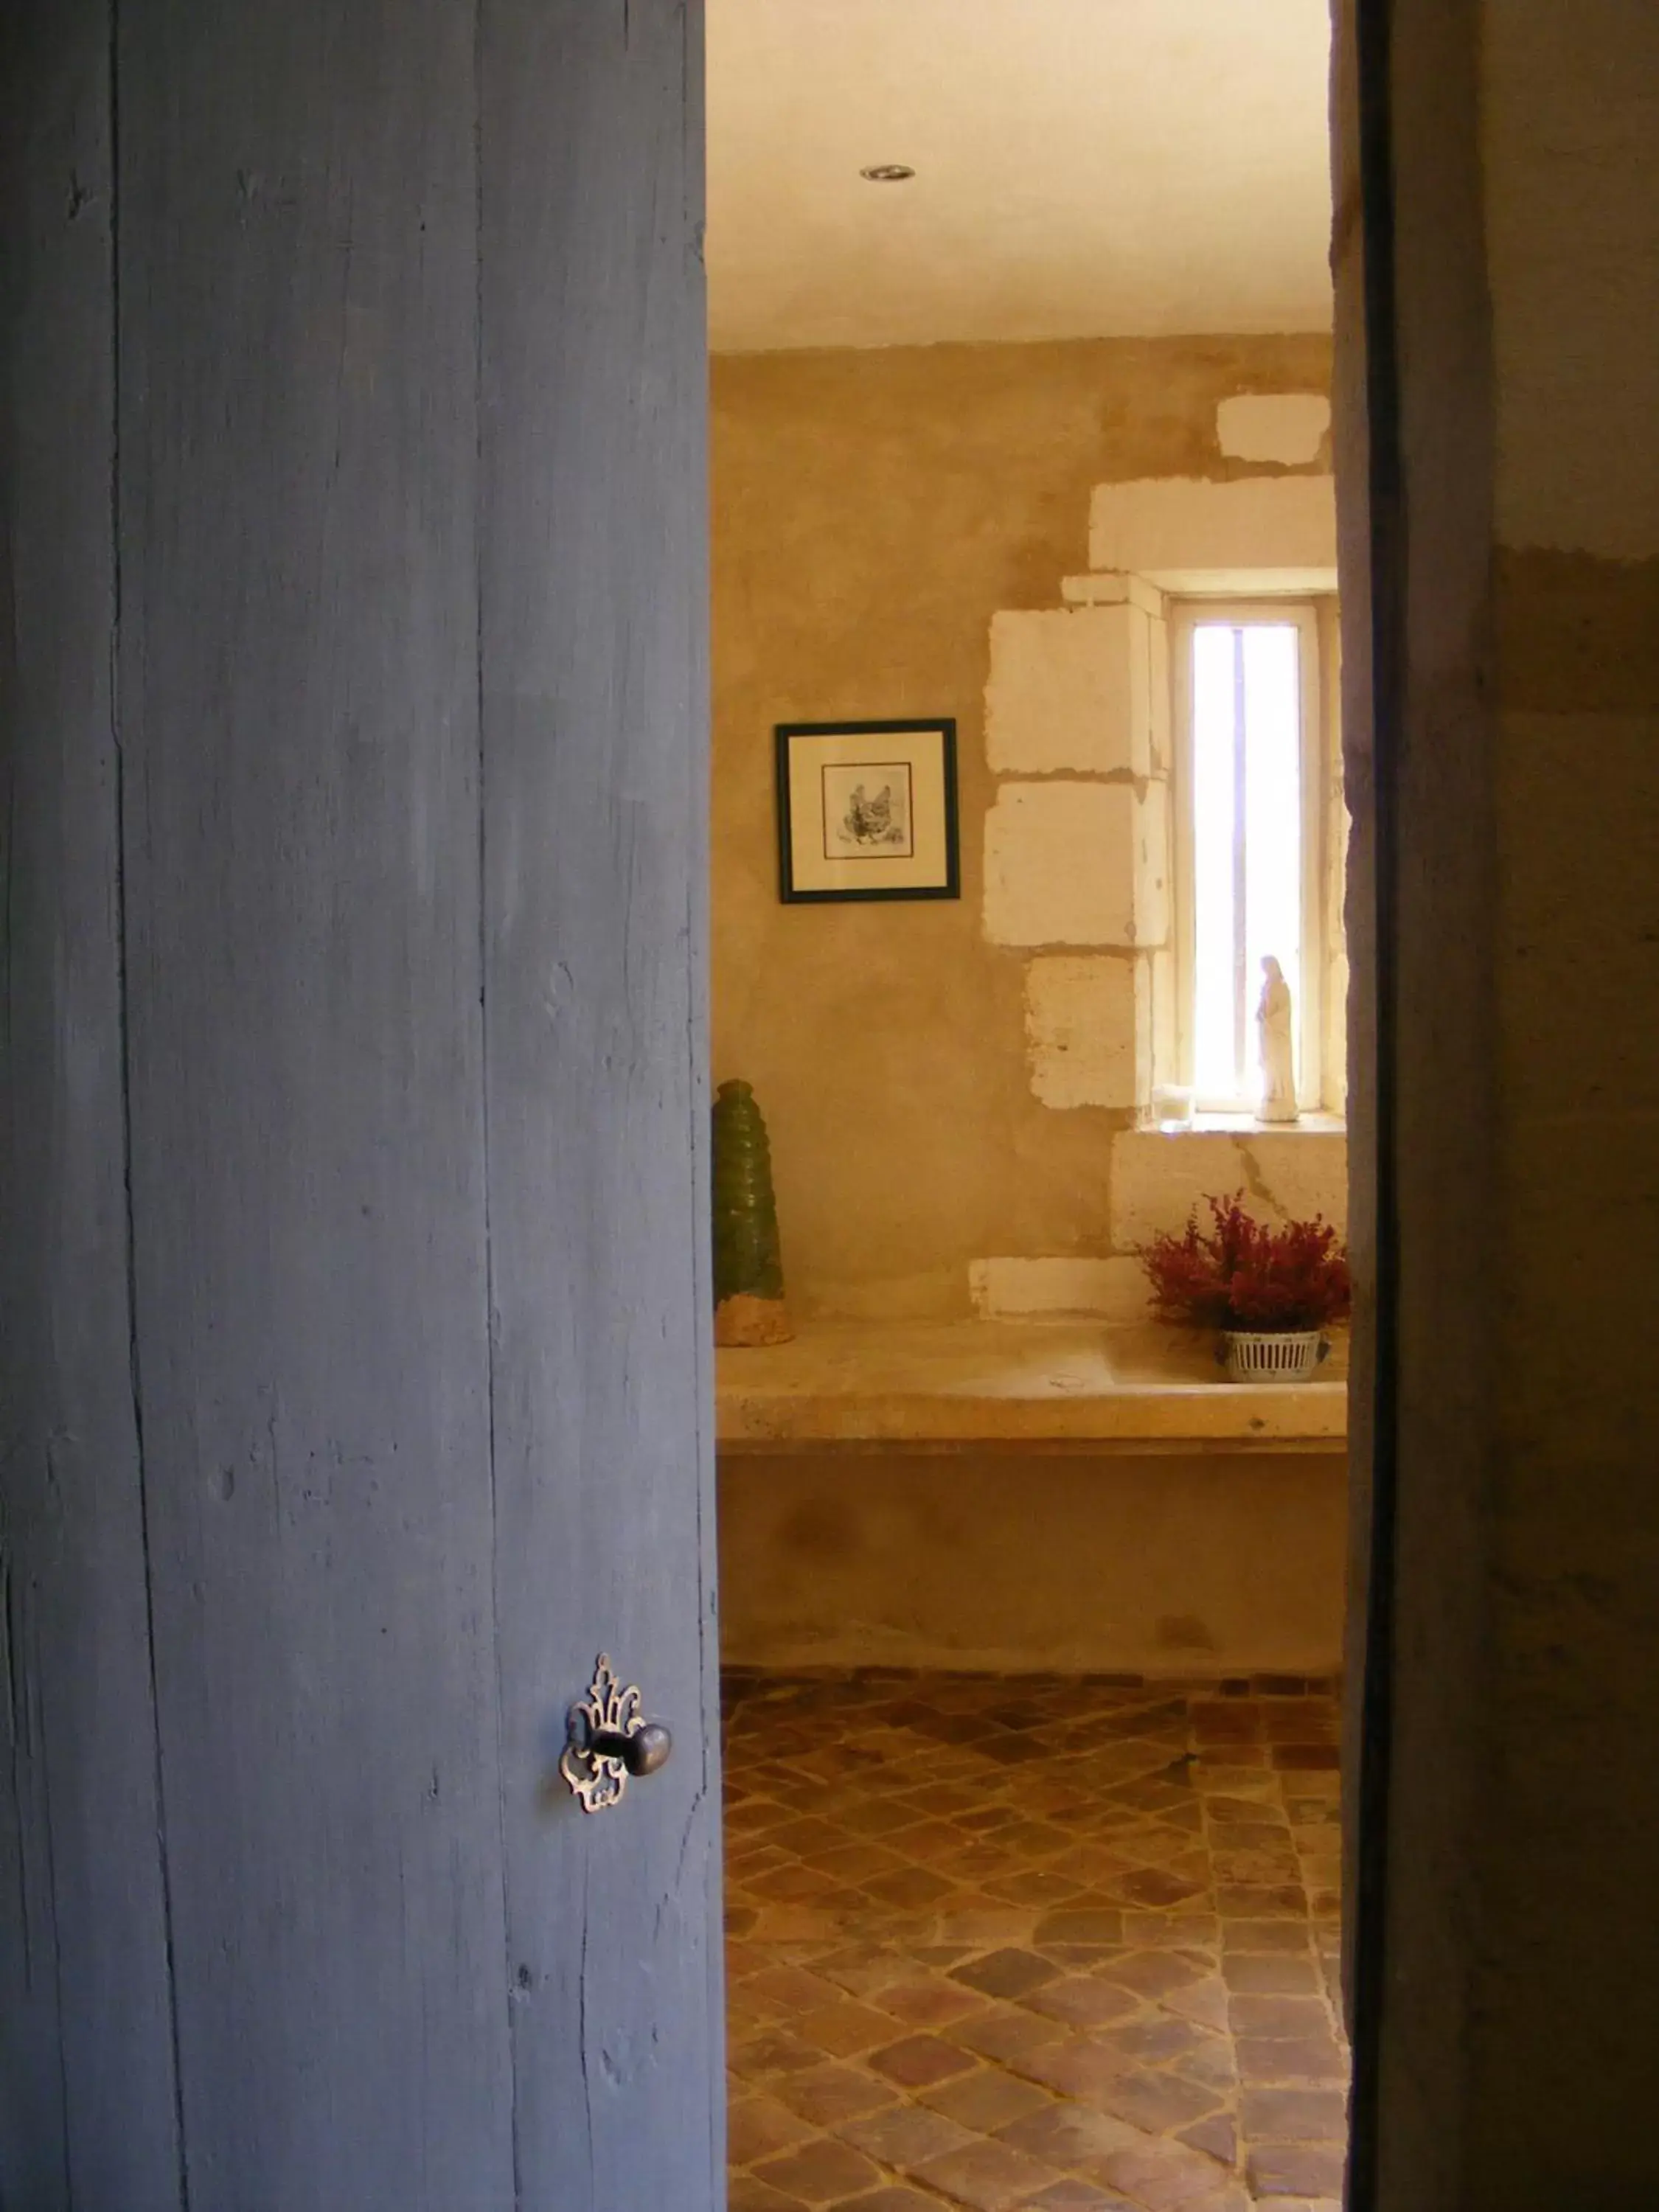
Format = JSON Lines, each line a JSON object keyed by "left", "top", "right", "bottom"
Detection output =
{"left": 723, "top": 1671, "right": 1349, "bottom": 2212}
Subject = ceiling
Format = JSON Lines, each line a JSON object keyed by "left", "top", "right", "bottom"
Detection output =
{"left": 706, "top": 0, "right": 1334, "bottom": 353}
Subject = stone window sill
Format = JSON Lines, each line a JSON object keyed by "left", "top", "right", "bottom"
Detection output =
{"left": 1144, "top": 1111, "right": 1347, "bottom": 1137}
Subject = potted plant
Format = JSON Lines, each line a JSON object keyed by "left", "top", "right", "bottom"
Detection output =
{"left": 1138, "top": 1192, "right": 1351, "bottom": 1382}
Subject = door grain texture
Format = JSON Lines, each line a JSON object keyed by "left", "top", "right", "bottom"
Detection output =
{"left": 480, "top": 4, "right": 723, "bottom": 2203}
{"left": 0, "top": 1, "right": 719, "bottom": 2205}
{"left": 0, "top": 8, "right": 184, "bottom": 2203}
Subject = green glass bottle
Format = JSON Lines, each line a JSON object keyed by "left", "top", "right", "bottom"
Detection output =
{"left": 711, "top": 1079, "right": 793, "bottom": 1346}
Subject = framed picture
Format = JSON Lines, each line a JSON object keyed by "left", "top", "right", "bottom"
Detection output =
{"left": 774, "top": 718, "right": 960, "bottom": 904}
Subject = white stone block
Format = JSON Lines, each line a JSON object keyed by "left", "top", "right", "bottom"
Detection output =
{"left": 985, "top": 608, "right": 1152, "bottom": 779}
{"left": 1087, "top": 475, "right": 1338, "bottom": 593}
{"left": 983, "top": 782, "right": 1169, "bottom": 949}
{"left": 969, "top": 1255, "right": 1150, "bottom": 1323}
{"left": 1216, "top": 393, "right": 1332, "bottom": 465}
{"left": 1109, "top": 1127, "right": 1349, "bottom": 1248}
{"left": 1059, "top": 571, "right": 1166, "bottom": 617}
{"left": 1023, "top": 955, "right": 1147, "bottom": 1109}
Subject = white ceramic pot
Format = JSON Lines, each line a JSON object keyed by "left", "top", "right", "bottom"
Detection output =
{"left": 1222, "top": 1329, "right": 1328, "bottom": 1383}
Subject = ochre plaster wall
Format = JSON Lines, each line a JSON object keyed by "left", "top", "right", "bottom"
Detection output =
{"left": 719, "top": 1450, "right": 1346, "bottom": 1677}
{"left": 1337, "top": 0, "right": 1659, "bottom": 2199}
{"left": 712, "top": 335, "right": 1332, "bottom": 1319}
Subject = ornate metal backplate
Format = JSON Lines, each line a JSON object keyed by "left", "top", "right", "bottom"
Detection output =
{"left": 560, "top": 1653, "right": 642, "bottom": 1813}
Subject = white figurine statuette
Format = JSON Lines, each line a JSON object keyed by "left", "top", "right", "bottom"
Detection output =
{"left": 1256, "top": 955, "right": 1299, "bottom": 1124}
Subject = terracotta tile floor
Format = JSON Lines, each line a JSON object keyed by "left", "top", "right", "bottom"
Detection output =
{"left": 723, "top": 1670, "right": 1346, "bottom": 2212}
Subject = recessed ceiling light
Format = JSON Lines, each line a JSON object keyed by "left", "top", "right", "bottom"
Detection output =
{"left": 860, "top": 164, "right": 916, "bottom": 183}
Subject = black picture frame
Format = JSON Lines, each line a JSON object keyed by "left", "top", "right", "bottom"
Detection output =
{"left": 774, "top": 718, "right": 961, "bottom": 905}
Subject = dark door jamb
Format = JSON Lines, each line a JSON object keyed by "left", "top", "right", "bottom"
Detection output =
{"left": 1343, "top": 0, "right": 1403, "bottom": 2204}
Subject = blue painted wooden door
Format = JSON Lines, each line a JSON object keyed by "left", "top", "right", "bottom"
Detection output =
{"left": 0, "top": 4, "right": 723, "bottom": 2205}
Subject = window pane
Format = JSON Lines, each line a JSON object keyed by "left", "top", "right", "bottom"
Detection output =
{"left": 1242, "top": 625, "right": 1301, "bottom": 1062}
{"left": 1189, "top": 622, "right": 1302, "bottom": 1105}
{"left": 1192, "top": 626, "right": 1239, "bottom": 1100}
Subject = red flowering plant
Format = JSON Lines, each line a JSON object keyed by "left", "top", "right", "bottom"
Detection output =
{"left": 1138, "top": 1193, "right": 1352, "bottom": 1334}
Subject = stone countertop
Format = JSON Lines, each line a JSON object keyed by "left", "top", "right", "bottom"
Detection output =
{"left": 716, "top": 1319, "right": 1348, "bottom": 1455}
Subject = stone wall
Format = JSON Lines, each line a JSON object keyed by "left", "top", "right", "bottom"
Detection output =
{"left": 712, "top": 335, "right": 1345, "bottom": 1322}
{"left": 719, "top": 1450, "right": 1347, "bottom": 1677}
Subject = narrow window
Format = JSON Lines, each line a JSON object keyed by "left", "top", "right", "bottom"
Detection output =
{"left": 1176, "top": 605, "right": 1325, "bottom": 1112}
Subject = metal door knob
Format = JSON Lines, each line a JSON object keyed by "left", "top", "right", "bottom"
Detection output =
{"left": 587, "top": 1721, "right": 672, "bottom": 1777}
{"left": 560, "top": 1655, "right": 672, "bottom": 1812}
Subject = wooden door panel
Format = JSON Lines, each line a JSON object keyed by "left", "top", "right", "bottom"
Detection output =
{"left": 2, "top": 1, "right": 717, "bottom": 2205}
{"left": 481, "top": 4, "right": 721, "bottom": 2200}
{"left": 0, "top": 7, "right": 183, "bottom": 2201}
{"left": 115, "top": 1, "right": 515, "bottom": 2201}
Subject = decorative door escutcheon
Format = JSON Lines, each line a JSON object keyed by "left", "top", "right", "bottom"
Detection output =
{"left": 560, "top": 1653, "right": 673, "bottom": 1812}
